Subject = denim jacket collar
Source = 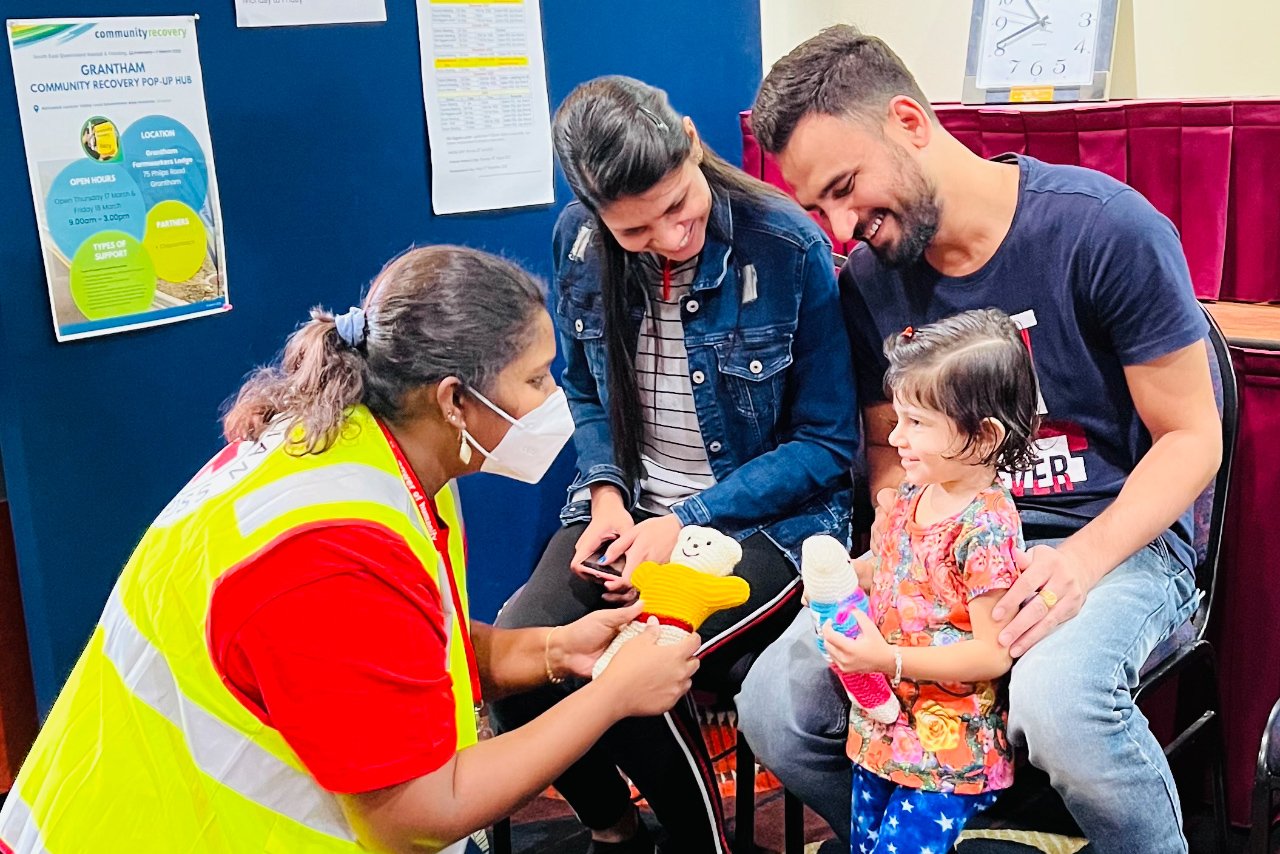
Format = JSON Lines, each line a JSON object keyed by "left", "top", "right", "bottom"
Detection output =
{"left": 690, "top": 190, "right": 734, "bottom": 294}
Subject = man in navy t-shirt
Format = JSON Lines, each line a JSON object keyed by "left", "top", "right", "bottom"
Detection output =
{"left": 737, "top": 26, "right": 1221, "bottom": 854}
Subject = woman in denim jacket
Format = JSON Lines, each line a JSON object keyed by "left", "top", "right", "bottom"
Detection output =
{"left": 490, "top": 76, "right": 859, "bottom": 854}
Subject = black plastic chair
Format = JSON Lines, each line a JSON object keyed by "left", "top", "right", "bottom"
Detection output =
{"left": 1130, "top": 305, "right": 1237, "bottom": 853}
{"left": 1251, "top": 698, "right": 1280, "bottom": 853}
{"left": 968, "top": 304, "right": 1238, "bottom": 852}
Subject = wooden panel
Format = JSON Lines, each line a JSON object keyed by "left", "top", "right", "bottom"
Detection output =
{"left": 1206, "top": 301, "right": 1280, "bottom": 350}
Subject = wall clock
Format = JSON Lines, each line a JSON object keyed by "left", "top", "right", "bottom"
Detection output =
{"left": 962, "top": 0, "right": 1120, "bottom": 103}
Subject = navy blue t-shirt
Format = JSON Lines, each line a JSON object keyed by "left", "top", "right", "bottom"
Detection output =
{"left": 841, "top": 155, "right": 1207, "bottom": 569}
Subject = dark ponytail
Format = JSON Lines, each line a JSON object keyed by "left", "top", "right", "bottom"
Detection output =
{"left": 222, "top": 246, "right": 546, "bottom": 454}
{"left": 553, "top": 75, "right": 785, "bottom": 487}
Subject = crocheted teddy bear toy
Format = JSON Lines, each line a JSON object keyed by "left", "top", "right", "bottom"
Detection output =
{"left": 591, "top": 525, "right": 751, "bottom": 679}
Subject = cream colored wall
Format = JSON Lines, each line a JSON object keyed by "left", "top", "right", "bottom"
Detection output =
{"left": 759, "top": 0, "right": 1280, "bottom": 102}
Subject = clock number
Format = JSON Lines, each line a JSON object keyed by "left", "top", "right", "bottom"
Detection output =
{"left": 994, "top": 44, "right": 1006, "bottom": 56}
{"left": 1074, "top": 38, "right": 1087, "bottom": 53}
{"left": 1030, "top": 61, "right": 1043, "bottom": 77}
{"left": 1053, "top": 59, "right": 1067, "bottom": 74}
{"left": 1010, "top": 59, "right": 1021, "bottom": 74}
{"left": 995, "top": 15, "right": 1008, "bottom": 29}
{"left": 998, "top": 0, "right": 1014, "bottom": 5}
{"left": 1080, "top": 11, "right": 1094, "bottom": 26}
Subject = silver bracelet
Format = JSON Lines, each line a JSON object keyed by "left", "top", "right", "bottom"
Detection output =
{"left": 891, "top": 648, "right": 903, "bottom": 687}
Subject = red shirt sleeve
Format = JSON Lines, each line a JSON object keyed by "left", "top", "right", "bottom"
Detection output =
{"left": 208, "top": 524, "right": 458, "bottom": 793}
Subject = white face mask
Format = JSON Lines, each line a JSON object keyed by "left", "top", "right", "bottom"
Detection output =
{"left": 461, "top": 387, "right": 575, "bottom": 484}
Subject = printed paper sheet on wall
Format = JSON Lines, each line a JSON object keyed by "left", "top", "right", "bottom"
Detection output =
{"left": 416, "top": 0, "right": 554, "bottom": 214}
{"left": 8, "top": 16, "right": 229, "bottom": 341}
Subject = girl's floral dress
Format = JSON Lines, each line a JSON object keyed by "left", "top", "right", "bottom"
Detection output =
{"left": 846, "top": 481, "right": 1023, "bottom": 795}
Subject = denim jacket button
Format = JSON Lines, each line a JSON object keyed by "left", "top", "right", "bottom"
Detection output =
{"left": 709, "top": 440, "right": 723, "bottom": 453}
{"left": 691, "top": 370, "right": 706, "bottom": 384}
{"left": 749, "top": 359, "right": 764, "bottom": 374}
{"left": 686, "top": 299, "right": 700, "bottom": 314}
{"left": 574, "top": 318, "right": 584, "bottom": 333}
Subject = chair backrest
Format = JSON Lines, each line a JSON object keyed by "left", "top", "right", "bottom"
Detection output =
{"left": 1192, "top": 304, "right": 1240, "bottom": 638}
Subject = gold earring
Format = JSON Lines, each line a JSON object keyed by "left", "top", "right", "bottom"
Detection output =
{"left": 459, "top": 431, "right": 472, "bottom": 464}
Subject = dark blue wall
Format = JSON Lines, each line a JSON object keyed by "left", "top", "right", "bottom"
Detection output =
{"left": 0, "top": 1, "right": 763, "bottom": 714}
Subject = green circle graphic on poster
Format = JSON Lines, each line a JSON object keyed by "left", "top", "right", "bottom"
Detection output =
{"left": 143, "top": 200, "right": 207, "bottom": 282}
{"left": 69, "top": 230, "right": 156, "bottom": 320}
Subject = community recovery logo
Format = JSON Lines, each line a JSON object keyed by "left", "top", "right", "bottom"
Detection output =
{"left": 9, "top": 22, "right": 188, "bottom": 50}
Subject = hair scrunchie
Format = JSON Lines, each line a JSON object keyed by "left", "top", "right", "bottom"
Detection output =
{"left": 334, "top": 306, "right": 367, "bottom": 351}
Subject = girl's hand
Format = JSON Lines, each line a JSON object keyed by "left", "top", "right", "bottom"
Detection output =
{"left": 822, "top": 610, "right": 894, "bottom": 676}
{"left": 851, "top": 553, "right": 875, "bottom": 591}
{"left": 868, "top": 487, "right": 897, "bottom": 554}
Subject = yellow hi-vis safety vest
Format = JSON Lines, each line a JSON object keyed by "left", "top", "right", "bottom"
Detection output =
{"left": 0, "top": 407, "right": 477, "bottom": 853}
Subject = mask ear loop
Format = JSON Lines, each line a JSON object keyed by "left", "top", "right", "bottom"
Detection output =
{"left": 456, "top": 385, "right": 519, "bottom": 465}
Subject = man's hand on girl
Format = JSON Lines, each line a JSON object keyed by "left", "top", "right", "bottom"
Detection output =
{"left": 822, "top": 611, "right": 894, "bottom": 676}
{"left": 992, "top": 544, "right": 1090, "bottom": 657}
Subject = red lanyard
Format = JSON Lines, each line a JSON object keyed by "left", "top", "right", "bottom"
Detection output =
{"left": 662, "top": 257, "right": 673, "bottom": 302}
{"left": 376, "top": 420, "right": 482, "bottom": 706}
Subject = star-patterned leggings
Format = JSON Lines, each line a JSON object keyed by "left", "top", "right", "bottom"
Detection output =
{"left": 850, "top": 764, "right": 1000, "bottom": 854}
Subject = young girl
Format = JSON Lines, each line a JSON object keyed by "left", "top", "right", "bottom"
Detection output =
{"left": 489, "top": 76, "right": 858, "bottom": 853}
{"left": 821, "top": 308, "right": 1042, "bottom": 854}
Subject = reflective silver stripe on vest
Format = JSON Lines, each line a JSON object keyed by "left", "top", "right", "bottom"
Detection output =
{"left": 0, "top": 788, "right": 52, "bottom": 854}
{"left": 99, "top": 585, "right": 358, "bottom": 843}
{"left": 234, "top": 463, "right": 428, "bottom": 541}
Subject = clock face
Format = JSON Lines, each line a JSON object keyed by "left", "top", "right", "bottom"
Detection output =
{"left": 975, "top": 0, "right": 1102, "bottom": 90}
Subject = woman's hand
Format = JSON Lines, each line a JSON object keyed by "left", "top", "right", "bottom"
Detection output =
{"left": 595, "top": 619, "right": 701, "bottom": 718}
{"left": 548, "top": 602, "right": 646, "bottom": 679}
{"left": 589, "top": 514, "right": 683, "bottom": 604}
{"left": 571, "top": 485, "right": 635, "bottom": 598}
{"left": 821, "top": 610, "right": 894, "bottom": 676}
{"left": 606, "top": 514, "right": 682, "bottom": 571}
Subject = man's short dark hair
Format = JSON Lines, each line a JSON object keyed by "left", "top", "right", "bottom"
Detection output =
{"left": 752, "top": 24, "right": 936, "bottom": 155}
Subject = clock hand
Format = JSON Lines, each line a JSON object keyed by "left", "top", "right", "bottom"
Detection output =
{"left": 997, "top": 18, "right": 1048, "bottom": 49}
{"left": 1024, "top": 0, "right": 1046, "bottom": 23}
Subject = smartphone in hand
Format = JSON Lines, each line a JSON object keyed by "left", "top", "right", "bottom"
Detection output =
{"left": 577, "top": 538, "right": 622, "bottom": 582}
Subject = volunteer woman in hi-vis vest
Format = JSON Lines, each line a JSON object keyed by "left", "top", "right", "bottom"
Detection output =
{"left": 0, "top": 246, "right": 700, "bottom": 854}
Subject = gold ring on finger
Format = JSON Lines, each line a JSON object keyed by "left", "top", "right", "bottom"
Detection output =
{"left": 1037, "top": 588, "right": 1059, "bottom": 609}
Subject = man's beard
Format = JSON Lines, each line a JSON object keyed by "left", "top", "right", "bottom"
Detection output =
{"left": 870, "top": 152, "right": 941, "bottom": 268}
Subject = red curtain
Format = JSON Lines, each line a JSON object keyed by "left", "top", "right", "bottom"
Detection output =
{"left": 741, "top": 100, "right": 1280, "bottom": 303}
{"left": 1216, "top": 347, "right": 1280, "bottom": 824}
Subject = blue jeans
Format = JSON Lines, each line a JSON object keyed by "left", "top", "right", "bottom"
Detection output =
{"left": 736, "top": 534, "right": 1198, "bottom": 854}
{"left": 851, "top": 764, "right": 999, "bottom": 854}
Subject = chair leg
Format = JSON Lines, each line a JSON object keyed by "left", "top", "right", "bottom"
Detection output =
{"left": 735, "top": 731, "right": 755, "bottom": 852}
{"left": 783, "top": 788, "right": 804, "bottom": 854}
{"left": 492, "top": 816, "right": 513, "bottom": 854}
{"left": 1251, "top": 778, "right": 1274, "bottom": 854}
{"left": 1207, "top": 712, "right": 1230, "bottom": 854}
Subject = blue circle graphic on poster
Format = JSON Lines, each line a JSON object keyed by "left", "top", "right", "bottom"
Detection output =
{"left": 120, "top": 115, "right": 209, "bottom": 212}
{"left": 46, "top": 159, "right": 148, "bottom": 258}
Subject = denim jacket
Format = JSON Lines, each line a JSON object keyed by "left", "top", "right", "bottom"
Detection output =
{"left": 550, "top": 189, "right": 859, "bottom": 566}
